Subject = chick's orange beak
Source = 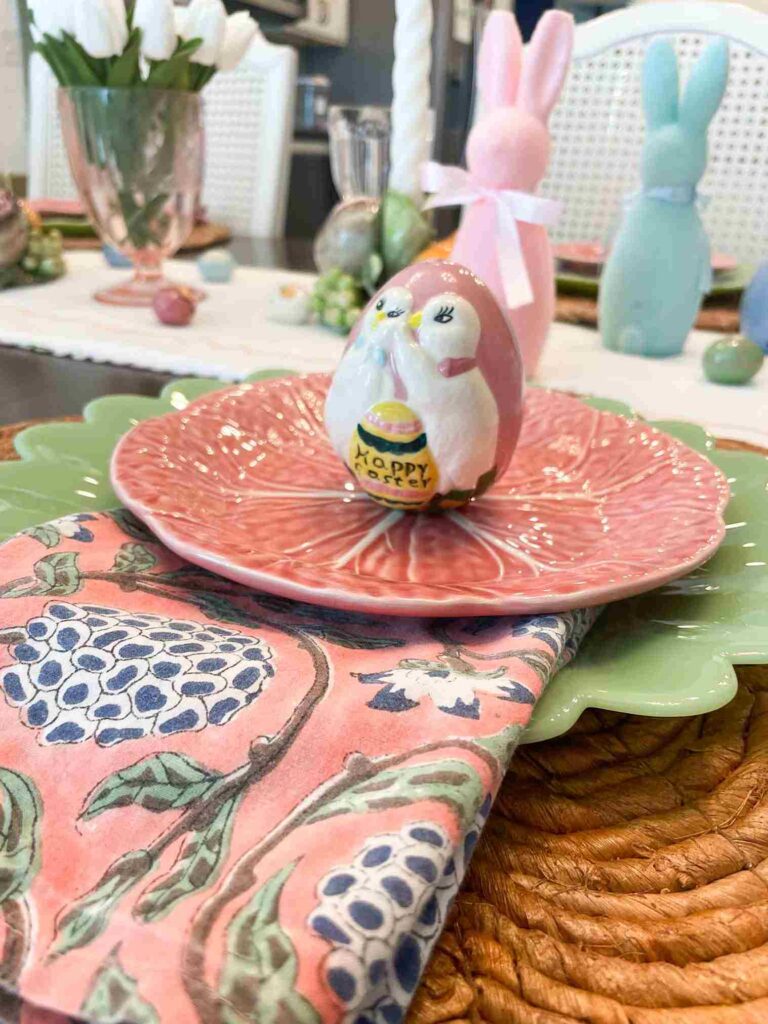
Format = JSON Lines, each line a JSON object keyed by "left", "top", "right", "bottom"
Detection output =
{"left": 408, "top": 311, "right": 423, "bottom": 330}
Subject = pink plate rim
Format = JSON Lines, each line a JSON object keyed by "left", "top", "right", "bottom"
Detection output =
{"left": 110, "top": 379, "right": 731, "bottom": 618}
{"left": 555, "top": 241, "right": 738, "bottom": 274}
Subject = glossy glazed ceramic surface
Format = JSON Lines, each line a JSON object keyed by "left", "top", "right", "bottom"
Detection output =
{"left": 2, "top": 375, "right": 766, "bottom": 743}
{"left": 110, "top": 374, "right": 729, "bottom": 617}
{"left": 557, "top": 263, "right": 753, "bottom": 301}
{"left": 554, "top": 240, "right": 737, "bottom": 273}
{"left": 325, "top": 261, "right": 524, "bottom": 511}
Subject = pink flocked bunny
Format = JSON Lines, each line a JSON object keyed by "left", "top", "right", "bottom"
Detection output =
{"left": 448, "top": 10, "right": 574, "bottom": 377}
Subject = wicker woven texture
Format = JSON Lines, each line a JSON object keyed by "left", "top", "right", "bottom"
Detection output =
{"left": 409, "top": 665, "right": 768, "bottom": 1024}
{"left": 2, "top": 419, "right": 766, "bottom": 1022}
{"left": 556, "top": 294, "right": 740, "bottom": 333}
{"left": 544, "top": 13, "right": 768, "bottom": 265}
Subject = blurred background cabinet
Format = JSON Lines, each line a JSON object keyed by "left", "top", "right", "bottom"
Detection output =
{"left": 288, "top": 0, "right": 351, "bottom": 46}
{"left": 0, "top": 0, "right": 26, "bottom": 180}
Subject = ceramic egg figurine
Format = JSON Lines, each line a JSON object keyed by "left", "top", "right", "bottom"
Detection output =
{"left": 153, "top": 285, "right": 197, "bottom": 327}
{"left": 314, "top": 198, "right": 380, "bottom": 278}
{"left": 268, "top": 283, "right": 312, "bottom": 325}
{"left": 703, "top": 335, "right": 764, "bottom": 385}
{"left": 198, "top": 247, "right": 237, "bottom": 284}
{"left": 325, "top": 260, "right": 524, "bottom": 511}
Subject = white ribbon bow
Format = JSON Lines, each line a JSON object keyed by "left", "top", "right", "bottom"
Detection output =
{"left": 421, "top": 161, "right": 562, "bottom": 309}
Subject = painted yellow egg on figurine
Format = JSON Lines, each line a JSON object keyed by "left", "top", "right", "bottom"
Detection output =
{"left": 349, "top": 401, "right": 438, "bottom": 510}
{"left": 325, "top": 260, "right": 525, "bottom": 511}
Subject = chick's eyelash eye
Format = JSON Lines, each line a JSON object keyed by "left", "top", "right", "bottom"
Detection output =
{"left": 387, "top": 308, "right": 405, "bottom": 318}
{"left": 434, "top": 305, "right": 454, "bottom": 324}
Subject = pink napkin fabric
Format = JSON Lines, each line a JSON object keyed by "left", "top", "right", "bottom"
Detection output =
{"left": 0, "top": 512, "right": 597, "bottom": 1024}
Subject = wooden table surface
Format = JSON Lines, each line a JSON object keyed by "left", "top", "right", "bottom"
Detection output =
{"left": 0, "top": 237, "right": 315, "bottom": 426}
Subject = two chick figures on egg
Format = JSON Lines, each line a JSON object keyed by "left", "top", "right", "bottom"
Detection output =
{"left": 325, "top": 261, "right": 524, "bottom": 512}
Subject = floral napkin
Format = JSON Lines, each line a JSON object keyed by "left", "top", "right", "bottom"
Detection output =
{"left": 0, "top": 511, "right": 597, "bottom": 1024}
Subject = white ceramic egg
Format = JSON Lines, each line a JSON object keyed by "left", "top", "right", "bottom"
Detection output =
{"left": 268, "top": 283, "right": 312, "bottom": 325}
{"left": 324, "top": 259, "right": 525, "bottom": 511}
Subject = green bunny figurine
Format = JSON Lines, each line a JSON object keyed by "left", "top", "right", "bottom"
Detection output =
{"left": 599, "top": 37, "right": 729, "bottom": 357}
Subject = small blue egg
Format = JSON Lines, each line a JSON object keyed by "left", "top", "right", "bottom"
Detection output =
{"left": 197, "top": 248, "right": 237, "bottom": 284}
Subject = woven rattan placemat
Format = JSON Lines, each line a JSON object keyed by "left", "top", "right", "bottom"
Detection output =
{"left": 556, "top": 293, "right": 740, "bottom": 334}
{"left": 2, "top": 418, "right": 766, "bottom": 1022}
{"left": 417, "top": 235, "right": 742, "bottom": 335}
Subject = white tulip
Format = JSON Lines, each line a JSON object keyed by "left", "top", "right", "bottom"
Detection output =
{"left": 27, "top": 0, "right": 76, "bottom": 39}
{"left": 179, "top": 0, "right": 227, "bottom": 66}
{"left": 217, "top": 12, "right": 258, "bottom": 71}
{"left": 73, "top": 0, "right": 129, "bottom": 59}
{"left": 133, "top": 0, "right": 176, "bottom": 61}
{"left": 174, "top": 5, "right": 189, "bottom": 37}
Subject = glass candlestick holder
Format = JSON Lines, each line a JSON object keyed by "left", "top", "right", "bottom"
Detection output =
{"left": 314, "top": 106, "right": 391, "bottom": 281}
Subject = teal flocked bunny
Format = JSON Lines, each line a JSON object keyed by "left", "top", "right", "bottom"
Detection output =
{"left": 599, "top": 37, "right": 729, "bottom": 357}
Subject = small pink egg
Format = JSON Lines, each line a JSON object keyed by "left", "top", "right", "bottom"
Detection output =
{"left": 153, "top": 286, "right": 197, "bottom": 327}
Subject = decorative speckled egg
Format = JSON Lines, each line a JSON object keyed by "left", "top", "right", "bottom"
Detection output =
{"left": 313, "top": 198, "right": 379, "bottom": 277}
{"left": 703, "top": 334, "right": 764, "bottom": 385}
{"left": 197, "top": 247, "right": 237, "bottom": 284}
{"left": 153, "top": 285, "right": 197, "bottom": 327}
{"left": 325, "top": 259, "right": 525, "bottom": 511}
{"left": 267, "top": 282, "right": 312, "bottom": 325}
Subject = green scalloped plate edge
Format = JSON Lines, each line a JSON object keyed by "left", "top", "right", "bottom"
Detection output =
{"left": 557, "top": 263, "right": 754, "bottom": 301}
{"left": 2, "top": 372, "right": 767, "bottom": 745}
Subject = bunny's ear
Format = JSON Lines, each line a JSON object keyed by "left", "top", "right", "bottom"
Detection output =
{"left": 477, "top": 10, "right": 524, "bottom": 110}
{"left": 680, "top": 37, "right": 729, "bottom": 134}
{"left": 643, "top": 39, "right": 679, "bottom": 129}
{"left": 518, "top": 10, "right": 575, "bottom": 124}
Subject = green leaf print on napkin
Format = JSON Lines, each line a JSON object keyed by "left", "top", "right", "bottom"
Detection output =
{"left": 111, "top": 543, "right": 158, "bottom": 575}
{"left": 299, "top": 625, "right": 406, "bottom": 651}
{"left": 219, "top": 863, "right": 320, "bottom": 1024}
{"left": 474, "top": 724, "right": 524, "bottom": 764}
{"left": 305, "top": 759, "right": 485, "bottom": 832}
{"left": 81, "top": 948, "right": 159, "bottom": 1024}
{"left": 23, "top": 524, "right": 61, "bottom": 550}
{"left": 135, "top": 795, "right": 241, "bottom": 923}
{"left": 33, "top": 552, "right": 82, "bottom": 595}
{"left": 52, "top": 850, "right": 155, "bottom": 958}
{"left": 0, "top": 552, "right": 82, "bottom": 600}
{"left": 105, "top": 510, "right": 156, "bottom": 544}
{"left": 81, "top": 753, "right": 221, "bottom": 820}
{"left": 0, "top": 768, "right": 42, "bottom": 904}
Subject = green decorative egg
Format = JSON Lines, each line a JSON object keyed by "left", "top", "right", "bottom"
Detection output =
{"left": 703, "top": 335, "right": 764, "bottom": 386}
{"left": 0, "top": 189, "right": 28, "bottom": 270}
{"left": 313, "top": 198, "right": 379, "bottom": 278}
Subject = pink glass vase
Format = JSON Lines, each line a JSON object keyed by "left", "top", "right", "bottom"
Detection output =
{"left": 59, "top": 87, "right": 204, "bottom": 307}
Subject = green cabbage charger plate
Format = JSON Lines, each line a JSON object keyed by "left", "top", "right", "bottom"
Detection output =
{"left": 1, "top": 372, "right": 766, "bottom": 744}
{"left": 557, "top": 263, "right": 754, "bottom": 300}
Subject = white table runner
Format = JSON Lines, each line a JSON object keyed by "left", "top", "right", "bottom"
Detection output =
{"left": 537, "top": 322, "right": 768, "bottom": 447}
{"left": 0, "top": 252, "right": 339, "bottom": 379}
{"left": 1, "top": 251, "right": 766, "bottom": 445}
